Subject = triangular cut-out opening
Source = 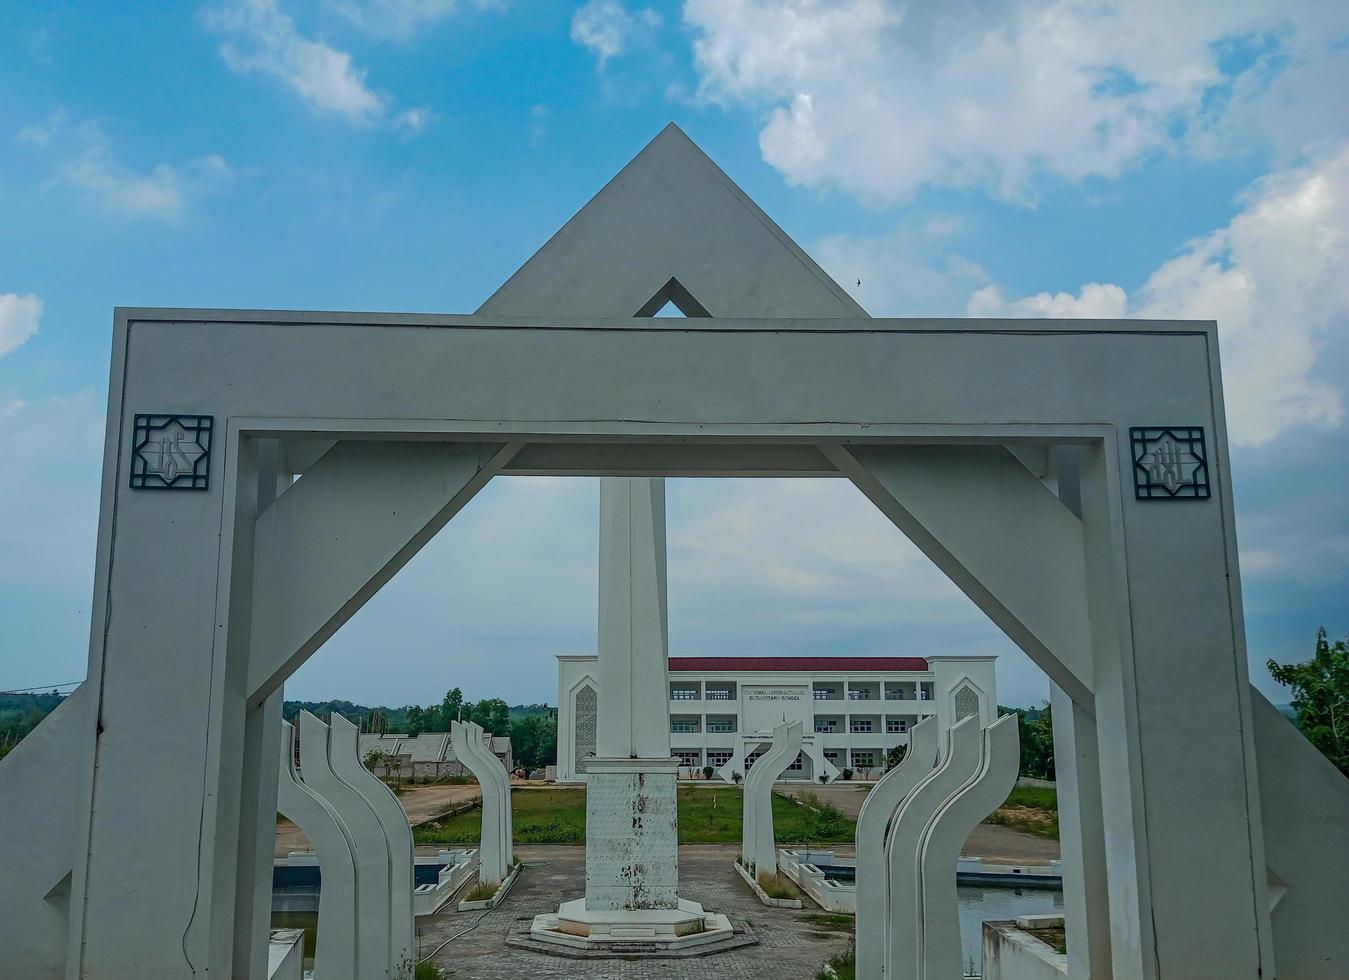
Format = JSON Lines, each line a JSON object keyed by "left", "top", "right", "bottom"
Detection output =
{"left": 635, "top": 277, "right": 712, "bottom": 318}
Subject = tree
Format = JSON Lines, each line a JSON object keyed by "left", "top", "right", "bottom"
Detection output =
{"left": 1017, "top": 703, "right": 1056, "bottom": 780}
{"left": 885, "top": 744, "right": 908, "bottom": 771}
{"left": 1269, "top": 627, "right": 1349, "bottom": 777}
{"left": 406, "top": 705, "right": 427, "bottom": 736}
{"left": 469, "top": 698, "right": 510, "bottom": 735}
{"left": 509, "top": 713, "right": 558, "bottom": 771}
{"left": 433, "top": 688, "right": 464, "bottom": 731}
{"left": 362, "top": 749, "right": 387, "bottom": 771}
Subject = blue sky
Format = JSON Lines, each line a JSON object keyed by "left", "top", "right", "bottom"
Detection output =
{"left": 2, "top": 0, "right": 1347, "bottom": 710}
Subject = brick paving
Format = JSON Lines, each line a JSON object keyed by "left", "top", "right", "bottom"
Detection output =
{"left": 415, "top": 845, "right": 852, "bottom": 979}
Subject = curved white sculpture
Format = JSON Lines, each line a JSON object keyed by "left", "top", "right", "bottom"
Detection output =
{"left": 298, "top": 711, "right": 393, "bottom": 979}
{"left": 276, "top": 720, "right": 358, "bottom": 980}
{"left": 918, "top": 713, "right": 1019, "bottom": 980}
{"left": 329, "top": 713, "right": 416, "bottom": 979}
{"left": 450, "top": 720, "right": 513, "bottom": 883}
{"left": 884, "top": 715, "right": 982, "bottom": 979}
{"left": 854, "top": 716, "right": 940, "bottom": 980}
{"left": 741, "top": 721, "right": 803, "bottom": 878}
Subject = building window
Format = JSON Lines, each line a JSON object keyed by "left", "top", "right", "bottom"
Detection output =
{"left": 671, "top": 687, "right": 698, "bottom": 700}
{"left": 671, "top": 720, "right": 697, "bottom": 733}
{"left": 787, "top": 751, "right": 805, "bottom": 771}
{"left": 707, "top": 720, "right": 735, "bottom": 733}
{"left": 847, "top": 690, "right": 873, "bottom": 700}
{"left": 815, "top": 720, "right": 837, "bottom": 733}
{"left": 675, "top": 750, "right": 701, "bottom": 768}
{"left": 707, "top": 750, "right": 733, "bottom": 768}
{"left": 706, "top": 688, "right": 733, "bottom": 701}
{"left": 850, "top": 751, "right": 876, "bottom": 768}
{"left": 813, "top": 688, "right": 836, "bottom": 700}
{"left": 920, "top": 685, "right": 933, "bottom": 701}
{"left": 823, "top": 750, "right": 841, "bottom": 762}
{"left": 886, "top": 719, "right": 908, "bottom": 733}
{"left": 744, "top": 750, "right": 764, "bottom": 770}
{"left": 850, "top": 719, "right": 873, "bottom": 733}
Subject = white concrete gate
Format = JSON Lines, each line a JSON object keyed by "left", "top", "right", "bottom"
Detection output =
{"left": 2, "top": 124, "right": 1345, "bottom": 980}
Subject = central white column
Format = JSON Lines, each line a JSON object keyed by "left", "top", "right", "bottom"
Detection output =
{"left": 585, "top": 476, "right": 680, "bottom": 911}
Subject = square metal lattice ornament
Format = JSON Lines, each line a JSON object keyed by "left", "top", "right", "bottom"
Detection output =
{"left": 130, "top": 414, "right": 213, "bottom": 490}
{"left": 1130, "top": 426, "right": 1210, "bottom": 500}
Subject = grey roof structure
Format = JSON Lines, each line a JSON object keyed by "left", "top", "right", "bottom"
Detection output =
{"left": 357, "top": 731, "right": 509, "bottom": 764}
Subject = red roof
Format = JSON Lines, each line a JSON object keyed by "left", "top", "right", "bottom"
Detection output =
{"left": 667, "top": 656, "right": 928, "bottom": 673}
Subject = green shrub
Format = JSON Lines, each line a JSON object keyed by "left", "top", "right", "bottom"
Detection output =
{"left": 817, "top": 946, "right": 856, "bottom": 979}
{"left": 757, "top": 873, "right": 799, "bottom": 900}
{"left": 463, "top": 881, "right": 499, "bottom": 902}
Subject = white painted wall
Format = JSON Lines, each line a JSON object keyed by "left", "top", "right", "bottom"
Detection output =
{"left": 0, "top": 684, "right": 90, "bottom": 979}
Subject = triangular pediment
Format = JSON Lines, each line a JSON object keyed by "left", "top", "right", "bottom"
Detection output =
{"left": 479, "top": 123, "right": 866, "bottom": 319}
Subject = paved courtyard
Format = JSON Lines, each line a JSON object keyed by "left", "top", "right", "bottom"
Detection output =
{"left": 415, "top": 845, "right": 852, "bottom": 979}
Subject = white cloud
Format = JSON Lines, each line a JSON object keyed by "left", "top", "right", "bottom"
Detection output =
{"left": 528, "top": 104, "right": 547, "bottom": 148}
{"left": 55, "top": 150, "right": 232, "bottom": 221}
{"left": 392, "top": 106, "right": 432, "bottom": 133}
{"left": 205, "top": 0, "right": 425, "bottom": 127}
{"left": 571, "top": 0, "right": 661, "bottom": 67}
{"left": 814, "top": 221, "right": 988, "bottom": 315}
{"left": 20, "top": 113, "right": 232, "bottom": 220}
{"left": 0, "top": 294, "right": 41, "bottom": 358}
{"left": 967, "top": 282, "right": 1128, "bottom": 319}
{"left": 17, "top": 108, "right": 66, "bottom": 148}
{"left": 334, "top": 0, "right": 502, "bottom": 41}
{"left": 684, "top": 0, "right": 1349, "bottom": 204}
{"left": 966, "top": 145, "right": 1349, "bottom": 446}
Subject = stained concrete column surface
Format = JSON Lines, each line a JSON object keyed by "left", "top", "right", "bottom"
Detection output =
{"left": 586, "top": 476, "right": 681, "bottom": 913}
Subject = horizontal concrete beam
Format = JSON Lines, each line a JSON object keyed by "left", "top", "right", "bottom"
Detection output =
{"left": 504, "top": 442, "right": 836, "bottom": 477}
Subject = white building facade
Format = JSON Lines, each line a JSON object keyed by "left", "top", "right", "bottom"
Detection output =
{"left": 556, "top": 655, "right": 997, "bottom": 782}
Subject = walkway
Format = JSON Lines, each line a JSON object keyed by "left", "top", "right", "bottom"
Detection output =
{"left": 415, "top": 844, "right": 851, "bottom": 980}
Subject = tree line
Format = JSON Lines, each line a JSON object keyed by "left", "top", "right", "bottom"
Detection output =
{"left": 284, "top": 688, "right": 559, "bottom": 771}
{"left": 0, "top": 692, "right": 66, "bottom": 761}
{"left": 6, "top": 627, "right": 1343, "bottom": 779}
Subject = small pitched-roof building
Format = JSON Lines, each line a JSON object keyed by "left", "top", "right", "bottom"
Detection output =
{"left": 357, "top": 730, "right": 513, "bottom": 779}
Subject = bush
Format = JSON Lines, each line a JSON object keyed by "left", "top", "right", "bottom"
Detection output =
{"left": 756, "top": 873, "right": 799, "bottom": 900}
{"left": 702, "top": 765, "right": 716, "bottom": 780}
{"left": 817, "top": 946, "right": 856, "bottom": 980}
{"left": 415, "top": 962, "right": 445, "bottom": 980}
{"left": 731, "top": 770, "right": 743, "bottom": 784}
{"left": 466, "top": 881, "right": 498, "bottom": 902}
{"left": 795, "top": 793, "right": 851, "bottom": 843}
{"left": 841, "top": 768, "right": 854, "bottom": 781}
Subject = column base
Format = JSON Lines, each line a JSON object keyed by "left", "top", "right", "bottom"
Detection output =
{"left": 529, "top": 898, "right": 735, "bottom": 952}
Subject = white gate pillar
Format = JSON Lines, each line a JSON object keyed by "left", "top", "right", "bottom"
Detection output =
{"left": 1051, "top": 681, "right": 1113, "bottom": 978}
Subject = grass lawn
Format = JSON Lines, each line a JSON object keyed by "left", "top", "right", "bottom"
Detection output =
{"left": 984, "top": 784, "right": 1059, "bottom": 839}
{"left": 413, "top": 785, "right": 855, "bottom": 846}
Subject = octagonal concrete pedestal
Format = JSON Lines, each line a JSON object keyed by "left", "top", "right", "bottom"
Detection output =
{"left": 529, "top": 898, "right": 735, "bottom": 952}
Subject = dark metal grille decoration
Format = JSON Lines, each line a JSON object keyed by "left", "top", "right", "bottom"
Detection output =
{"left": 130, "top": 414, "right": 213, "bottom": 490}
{"left": 1130, "top": 426, "right": 1210, "bottom": 500}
